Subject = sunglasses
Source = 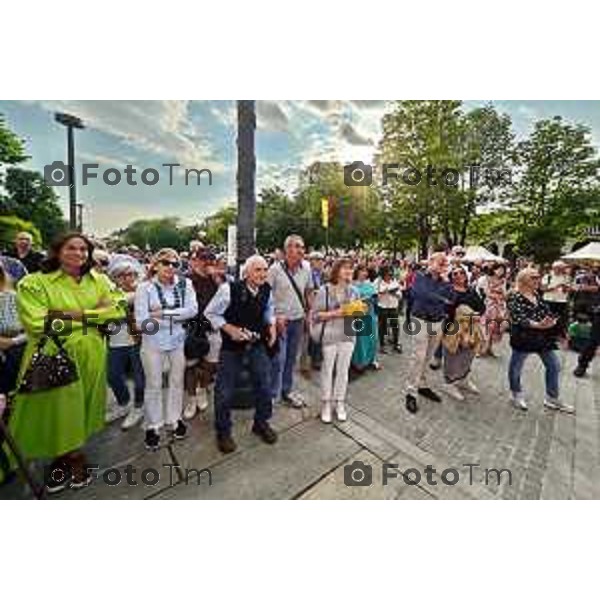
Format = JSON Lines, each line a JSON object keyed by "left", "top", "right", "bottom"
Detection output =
{"left": 159, "top": 259, "right": 180, "bottom": 268}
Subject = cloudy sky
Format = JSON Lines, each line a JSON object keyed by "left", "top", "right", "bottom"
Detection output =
{"left": 2, "top": 100, "right": 600, "bottom": 235}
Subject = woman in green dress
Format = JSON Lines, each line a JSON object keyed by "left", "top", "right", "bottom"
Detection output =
{"left": 351, "top": 265, "right": 381, "bottom": 372}
{"left": 5, "top": 232, "right": 125, "bottom": 494}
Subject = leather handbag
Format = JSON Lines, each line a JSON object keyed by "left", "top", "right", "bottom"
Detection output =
{"left": 19, "top": 335, "right": 79, "bottom": 393}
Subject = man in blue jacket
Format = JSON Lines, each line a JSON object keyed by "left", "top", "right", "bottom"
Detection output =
{"left": 404, "top": 252, "right": 454, "bottom": 413}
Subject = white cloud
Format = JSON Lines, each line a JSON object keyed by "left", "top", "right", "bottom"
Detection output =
{"left": 29, "top": 100, "right": 224, "bottom": 172}
{"left": 256, "top": 100, "right": 290, "bottom": 131}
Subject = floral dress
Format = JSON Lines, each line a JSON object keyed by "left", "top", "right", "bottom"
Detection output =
{"left": 481, "top": 276, "right": 508, "bottom": 343}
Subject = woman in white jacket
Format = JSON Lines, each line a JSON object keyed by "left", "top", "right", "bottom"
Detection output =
{"left": 134, "top": 248, "right": 198, "bottom": 450}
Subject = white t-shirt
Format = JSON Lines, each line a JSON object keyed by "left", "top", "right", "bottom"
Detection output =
{"left": 543, "top": 273, "right": 570, "bottom": 303}
{"left": 377, "top": 278, "right": 401, "bottom": 309}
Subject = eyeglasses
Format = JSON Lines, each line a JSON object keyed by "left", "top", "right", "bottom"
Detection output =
{"left": 159, "top": 260, "right": 180, "bottom": 268}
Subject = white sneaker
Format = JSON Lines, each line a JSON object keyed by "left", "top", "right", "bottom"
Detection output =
{"left": 283, "top": 391, "right": 305, "bottom": 409}
{"left": 458, "top": 379, "right": 480, "bottom": 395}
{"left": 511, "top": 393, "right": 528, "bottom": 411}
{"left": 183, "top": 397, "right": 198, "bottom": 420}
{"left": 335, "top": 401, "right": 348, "bottom": 422}
{"left": 196, "top": 389, "right": 209, "bottom": 412}
{"left": 320, "top": 401, "right": 332, "bottom": 424}
{"left": 121, "top": 406, "right": 143, "bottom": 430}
{"left": 444, "top": 384, "right": 465, "bottom": 401}
{"left": 544, "top": 398, "right": 575, "bottom": 414}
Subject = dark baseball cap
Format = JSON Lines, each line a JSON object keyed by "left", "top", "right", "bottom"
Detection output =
{"left": 190, "top": 249, "right": 216, "bottom": 261}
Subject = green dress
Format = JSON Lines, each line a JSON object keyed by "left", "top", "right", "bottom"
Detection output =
{"left": 351, "top": 280, "right": 379, "bottom": 368}
{"left": 6, "top": 268, "right": 125, "bottom": 462}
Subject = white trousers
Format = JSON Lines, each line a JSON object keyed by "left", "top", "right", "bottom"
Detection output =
{"left": 141, "top": 343, "right": 185, "bottom": 430}
{"left": 320, "top": 340, "right": 355, "bottom": 403}
{"left": 406, "top": 320, "right": 444, "bottom": 396}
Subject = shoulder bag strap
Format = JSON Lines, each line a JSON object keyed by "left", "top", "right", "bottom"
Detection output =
{"left": 319, "top": 285, "right": 329, "bottom": 344}
{"left": 281, "top": 261, "right": 307, "bottom": 314}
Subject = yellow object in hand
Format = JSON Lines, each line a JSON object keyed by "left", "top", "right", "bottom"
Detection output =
{"left": 341, "top": 300, "right": 368, "bottom": 316}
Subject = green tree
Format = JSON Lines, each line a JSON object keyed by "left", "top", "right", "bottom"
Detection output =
{"left": 116, "top": 217, "right": 189, "bottom": 251}
{"left": 376, "top": 100, "right": 465, "bottom": 256}
{"left": 200, "top": 204, "right": 237, "bottom": 247}
{"left": 376, "top": 101, "right": 515, "bottom": 256}
{"left": 0, "top": 215, "right": 42, "bottom": 250}
{"left": 511, "top": 116, "right": 600, "bottom": 262}
{"left": 0, "top": 114, "right": 28, "bottom": 170}
{"left": 2, "top": 168, "right": 67, "bottom": 244}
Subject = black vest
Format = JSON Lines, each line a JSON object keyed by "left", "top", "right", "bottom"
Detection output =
{"left": 221, "top": 280, "right": 271, "bottom": 351}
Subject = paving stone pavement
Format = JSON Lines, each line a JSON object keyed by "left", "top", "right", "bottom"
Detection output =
{"left": 1, "top": 329, "right": 598, "bottom": 500}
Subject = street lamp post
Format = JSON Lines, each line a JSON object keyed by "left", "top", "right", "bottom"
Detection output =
{"left": 236, "top": 100, "right": 256, "bottom": 269}
{"left": 54, "top": 112, "right": 85, "bottom": 231}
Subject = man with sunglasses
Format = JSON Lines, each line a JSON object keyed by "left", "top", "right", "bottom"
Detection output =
{"left": 267, "top": 235, "right": 314, "bottom": 408}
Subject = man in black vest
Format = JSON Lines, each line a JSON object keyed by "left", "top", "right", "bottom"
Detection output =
{"left": 204, "top": 255, "right": 278, "bottom": 453}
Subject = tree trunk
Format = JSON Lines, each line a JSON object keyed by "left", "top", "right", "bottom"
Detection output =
{"left": 236, "top": 100, "right": 256, "bottom": 265}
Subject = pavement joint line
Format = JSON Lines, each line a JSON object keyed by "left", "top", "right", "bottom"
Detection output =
{"left": 291, "top": 446, "right": 370, "bottom": 500}
{"left": 332, "top": 421, "right": 390, "bottom": 464}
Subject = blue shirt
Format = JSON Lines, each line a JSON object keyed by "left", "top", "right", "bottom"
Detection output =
{"left": 409, "top": 271, "right": 454, "bottom": 321}
{"left": 134, "top": 276, "right": 198, "bottom": 351}
{"left": 0, "top": 255, "right": 28, "bottom": 283}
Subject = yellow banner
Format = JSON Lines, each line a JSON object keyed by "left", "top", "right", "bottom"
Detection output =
{"left": 321, "top": 198, "right": 329, "bottom": 228}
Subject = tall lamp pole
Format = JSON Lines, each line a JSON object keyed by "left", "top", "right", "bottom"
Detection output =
{"left": 54, "top": 112, "right": 85, "bottom": 231}
{"left": 236, "top": 100, "right": 256, "bottom": 269}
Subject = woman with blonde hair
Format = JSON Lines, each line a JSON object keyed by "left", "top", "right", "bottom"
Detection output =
{"left": 442, "top": 304, "right": 483, "bottom": 394}
{"left": 311, "top": 258, "right": 362, "bottom": 423}
{"left": 134, "top": 248, "right": 198, "bottom": 450}
{"left": 506, "top": 267, "right": 573, "bottom": 413}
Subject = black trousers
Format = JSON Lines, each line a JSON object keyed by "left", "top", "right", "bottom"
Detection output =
{"left": 578, "top": 310, "right": 600, "bottom": 370}
{"left": 546, "top": 301, "right": 569, "bottom": 338}
{"left": 378, "top": 307, "right": 400, "bottom": 348}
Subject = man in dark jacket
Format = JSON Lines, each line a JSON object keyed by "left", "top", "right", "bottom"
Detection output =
{"left": 404, "top": 252, "right": 454, "bottom": 413}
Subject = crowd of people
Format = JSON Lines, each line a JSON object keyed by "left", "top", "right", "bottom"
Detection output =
{"left": 1, "top": 231, "right": 599, "bottom": 494}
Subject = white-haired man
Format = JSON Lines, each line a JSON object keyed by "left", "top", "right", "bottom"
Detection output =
{"left": 268, "top": 235, "right": 314, "bottom": 407}
{"left": 7, "top": 231, "right": 44, "bottom": 274}
{"left": 204, "top": 255, "right": 278, "bottom": 453}
{"left": 404, "top": 252, "right": 455, "bottom": 413}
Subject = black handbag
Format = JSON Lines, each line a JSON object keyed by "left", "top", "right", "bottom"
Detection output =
{"left": 184, "top": 317, "right": 211, "bottom": 360}
{"left": 19, "top": 335, "right": 79, "bottom": 393}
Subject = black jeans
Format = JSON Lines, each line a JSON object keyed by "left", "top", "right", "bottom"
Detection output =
{"left": 578, "top": 310, "right": 600, "bottom": 370}
{"left": 546, "top": 301, "right": 569, "bottom": 337}
{"left": 0, "top": 343, "right": 25, "bottom": 396}
{"left": 378, "top": 307, "right": 400, "bottom": 348}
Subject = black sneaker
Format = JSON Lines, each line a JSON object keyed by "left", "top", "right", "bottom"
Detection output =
{"left": 573, "top": 364, "right": 587, "bottom": 378}
{"left": 145, "top": 428, "right": 160, "bottom": 451}
{"left": 429, "top": 358, "right": 442, "bottom": 370}
{"left": 405, "top": 394, "right": 418, "bottom": 413}
{"left": 252, "top": 422, "right": 278, "bottom": 445}
{"left": 394, "top": 344, "right": 403, "bottom": 354}
{"left": 172, "top": 420, "right": 187, "bottom": 440}
{"left": 418, "top": 387, "right": 442, "bottom": 402}
{"left": 44, "top": 460, "right": 72, "bottom": 495}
